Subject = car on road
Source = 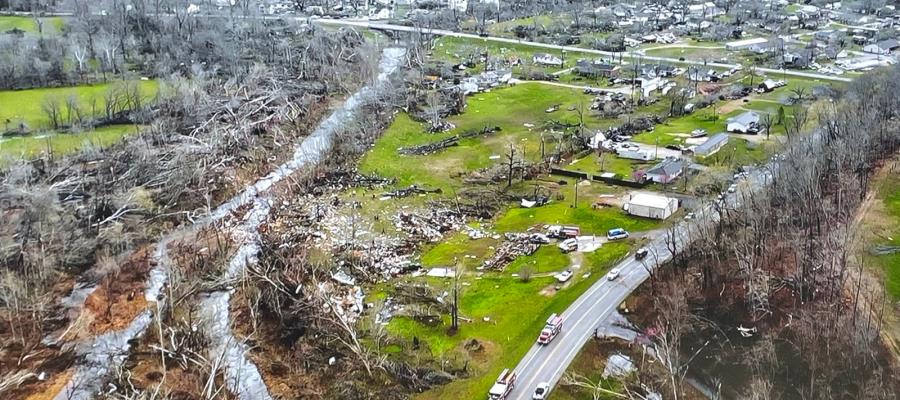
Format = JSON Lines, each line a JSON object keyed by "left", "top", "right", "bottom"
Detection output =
{"left": 728, "top": 184, "right": 737, "bottom": 193}
{"left": 554, "top": 270, "right": 573, "bottom": 283}
{"left": 607, "top": 228, "right": 629, "bottom": 240}
{"left": 533, "top": 382, "right": 551, "bottom": 399}
{"left": 635, "top": 247, "right": 649, "bottom": 260}
{"left": 607, "top": 268, "right": 621, "bottom": 281}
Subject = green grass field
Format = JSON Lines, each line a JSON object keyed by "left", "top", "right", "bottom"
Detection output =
{"left": 870, "top": 170, "right": 900, "bottom": 299}
{"left": 0, "top": 15, "right": 64, "bottom": 34}
{"left": 388, "top": 241, "right": 631, "bottom": 400}
{"left": 696, "top": 137, "right": 770, "bottom": 168}
{"left": 359, "top": 84, "right": 600, "bottom": 190}
{"left": 568, "top": 152, "right": 649, "bottom": 179}
{"left": 432, "top": 36, "right": 601, "bottom": 74}
{"left": 494, "top": 200, "right": 659, "bottom": 234}
{"left": 0, "top": 80, "right": 159, "bottom": 131}
{"left": 0, "top": 124, "right": 140, "bottom": 161}
{"left": 0, "top": 81, "right": 158, "bottom": 161}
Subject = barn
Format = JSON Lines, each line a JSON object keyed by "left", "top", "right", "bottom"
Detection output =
{"left": 624, "top": 193, "right": 679, "bottom": 220}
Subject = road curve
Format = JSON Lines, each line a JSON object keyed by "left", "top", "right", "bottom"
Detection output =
{"left": 314, "top": 19, "right": 853, "bottom": 83}
{"left": 504, "top": 168, "right": 769, "bottom": 399}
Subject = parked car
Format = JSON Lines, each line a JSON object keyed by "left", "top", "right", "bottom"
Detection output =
{"left": 558, "top": 238, "right": 578, "bottom": 253}
{"left": 728, "top": 184, "right": 737, "bottom": 193}
{"left": 607, "top": 228, "right": 629, "bottom": 240}
{"left": 533, "top": 382, "right": 551, "bottom": 399}
{"left": 555, "top": 270, "right": 573, "bottom": 283}
{"left": 635, "top": 247, "right": 649, "bottom": 260}
{"left": 607, "top": 268, "right": 621, "bottom": 281}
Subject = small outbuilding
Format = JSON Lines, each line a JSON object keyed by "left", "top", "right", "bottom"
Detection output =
{"left": 624, "top": 193, "right": 679, "bottom": 220}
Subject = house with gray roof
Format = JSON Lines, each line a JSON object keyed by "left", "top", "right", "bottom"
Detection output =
{"left": 646, "top": 158, "right": 684, "bottom": 184}
{"left": 694, "top": 133, "right": 729, "bottom": 157}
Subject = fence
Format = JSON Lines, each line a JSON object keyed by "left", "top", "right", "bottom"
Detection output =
{"left": 548, "top": 167, "right": 649, "bottom": 188}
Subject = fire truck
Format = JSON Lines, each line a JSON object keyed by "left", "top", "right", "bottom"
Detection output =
{"left": 537, "top": 313, "right": 563, "bottom": 344}
{"left": 488, "top": 369, "right": 517, "bottom": 400}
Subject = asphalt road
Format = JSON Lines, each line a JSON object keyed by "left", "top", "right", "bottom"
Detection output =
{"left": 7, "top": 10, "right": 853, "bottom": 83}
{"left": 503, "top": 168, "right": 771, "bottom": 400}
{"left": 314, "top": 19, "right": 853, "bottom": 83}
{"left": 505, "top": 216, "right": 694, "bottom": 399}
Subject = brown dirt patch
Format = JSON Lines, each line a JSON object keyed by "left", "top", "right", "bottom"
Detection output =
{"left": 83, "top": 247, "right": 153, "bottom": 336}
{"left": 22, "top": 368, "right": 73, "bottom": 400}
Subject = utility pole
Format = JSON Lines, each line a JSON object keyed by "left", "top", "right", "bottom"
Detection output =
{"left": 573, "top": 179, "right": 579, "bottom": 208}
{"left": 655, "top": 137, "right": 659, "bottom": 159}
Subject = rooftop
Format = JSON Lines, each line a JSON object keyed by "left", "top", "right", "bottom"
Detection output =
{"left": 628, "top": 193, "right": 677, "bottom": 209}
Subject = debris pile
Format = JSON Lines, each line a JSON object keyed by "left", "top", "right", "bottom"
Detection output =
{"left": 381, "top": 185, "right": 443, "bottom": 199}
{"left": 399, "top": 136, "right": 461, "bottom": 155}
{"left": 393, "top": 209, "right": 465, "bottom": 242}
{"left": 399, "top": 126, "right": 501, "bottom": 155}
{"left": 310, "top": 171, "right": 394, "bottom": 194}
{"left": 481, "top": 233, "right": 541, "bottom": 270}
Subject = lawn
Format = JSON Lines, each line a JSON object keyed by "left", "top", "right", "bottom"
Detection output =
{"left": 432, "top": 36, "right": 600, "bottom": 74}
{"left": 869, "top": 170, "right": 900, "bottom": 299}
{"left": 568, "top": 152, "right": 649, "bottom": 179}
{"left": 0, "top": 15, "right": 64, "bottom": 34}
{"left": 695, "top": 137, "right": 770, "bottom": 168}
{"left": 640, "top": 107, "right": 742, "bottom": 146}
{"left": 358, "top": 83, "right": 599, "bottom": 190}
{"left": 494, "top": 200, "right": 659, "bottom": 235}
{"left": 0, "top": 124, "right": 140, "bottom": 161}
{"left": 0, "top": 80, "right": 159, "bottom": 131}
{"left": 387, "top": 241, "right": 632, "bottom": 400}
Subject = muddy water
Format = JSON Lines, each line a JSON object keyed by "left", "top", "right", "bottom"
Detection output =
{"left": 53, "top": 47, "right": 406, "bottom": 400}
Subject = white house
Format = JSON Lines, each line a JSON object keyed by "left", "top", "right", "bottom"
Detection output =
{"left": 863, "top": 39, "right": 899, "bottom": 55}
{"left": 618, "top": 149, "right": 655, "bottom": 161}
{"left": 725, "top": 37, "right": 768, "bottom": 51}
{"left": 727, "top": 111, "right": 760, "bottom": 134}
{"left": 624, "top": 193, "right": 679, "bottom": 220}
{"left": 533, "top": 53, "right": 563, "bottom": 67}
{"left": 645, "top": 158, "right": 684, "bottom": 184}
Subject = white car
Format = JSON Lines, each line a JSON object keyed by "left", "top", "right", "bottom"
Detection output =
{"left": 607, "top": 228, "right": 629, "bottom": 240}
{"left": 727, "top": 184, "right": 737, "bottom": 193}
{"left": 533, "top": 382, "right": 551, "bottom": 399}
{"left": 558, "top": 238, "right": 578, "bottom": 253}
{"left": 684, "top": 212, "right": 695, "bottom": 220}
{"left": 607, "top": 268, "right": 621, "bottom": 281}
{"left": 555, "top": 270, "right": 573, "bottom": 283}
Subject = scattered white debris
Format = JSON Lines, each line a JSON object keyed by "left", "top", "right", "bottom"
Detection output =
{"left": 738, "top": 325, "right": 757, "bottom": 337}
{"left": 427, "top": 268, "right": 455, "bottom": 278}
{"left": 602, "top": 354, "right": 636, "bottom": 378}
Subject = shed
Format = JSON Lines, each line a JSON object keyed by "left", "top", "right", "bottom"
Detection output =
{"left": 624, "top": 193, "right": 679, "bottom": 220}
